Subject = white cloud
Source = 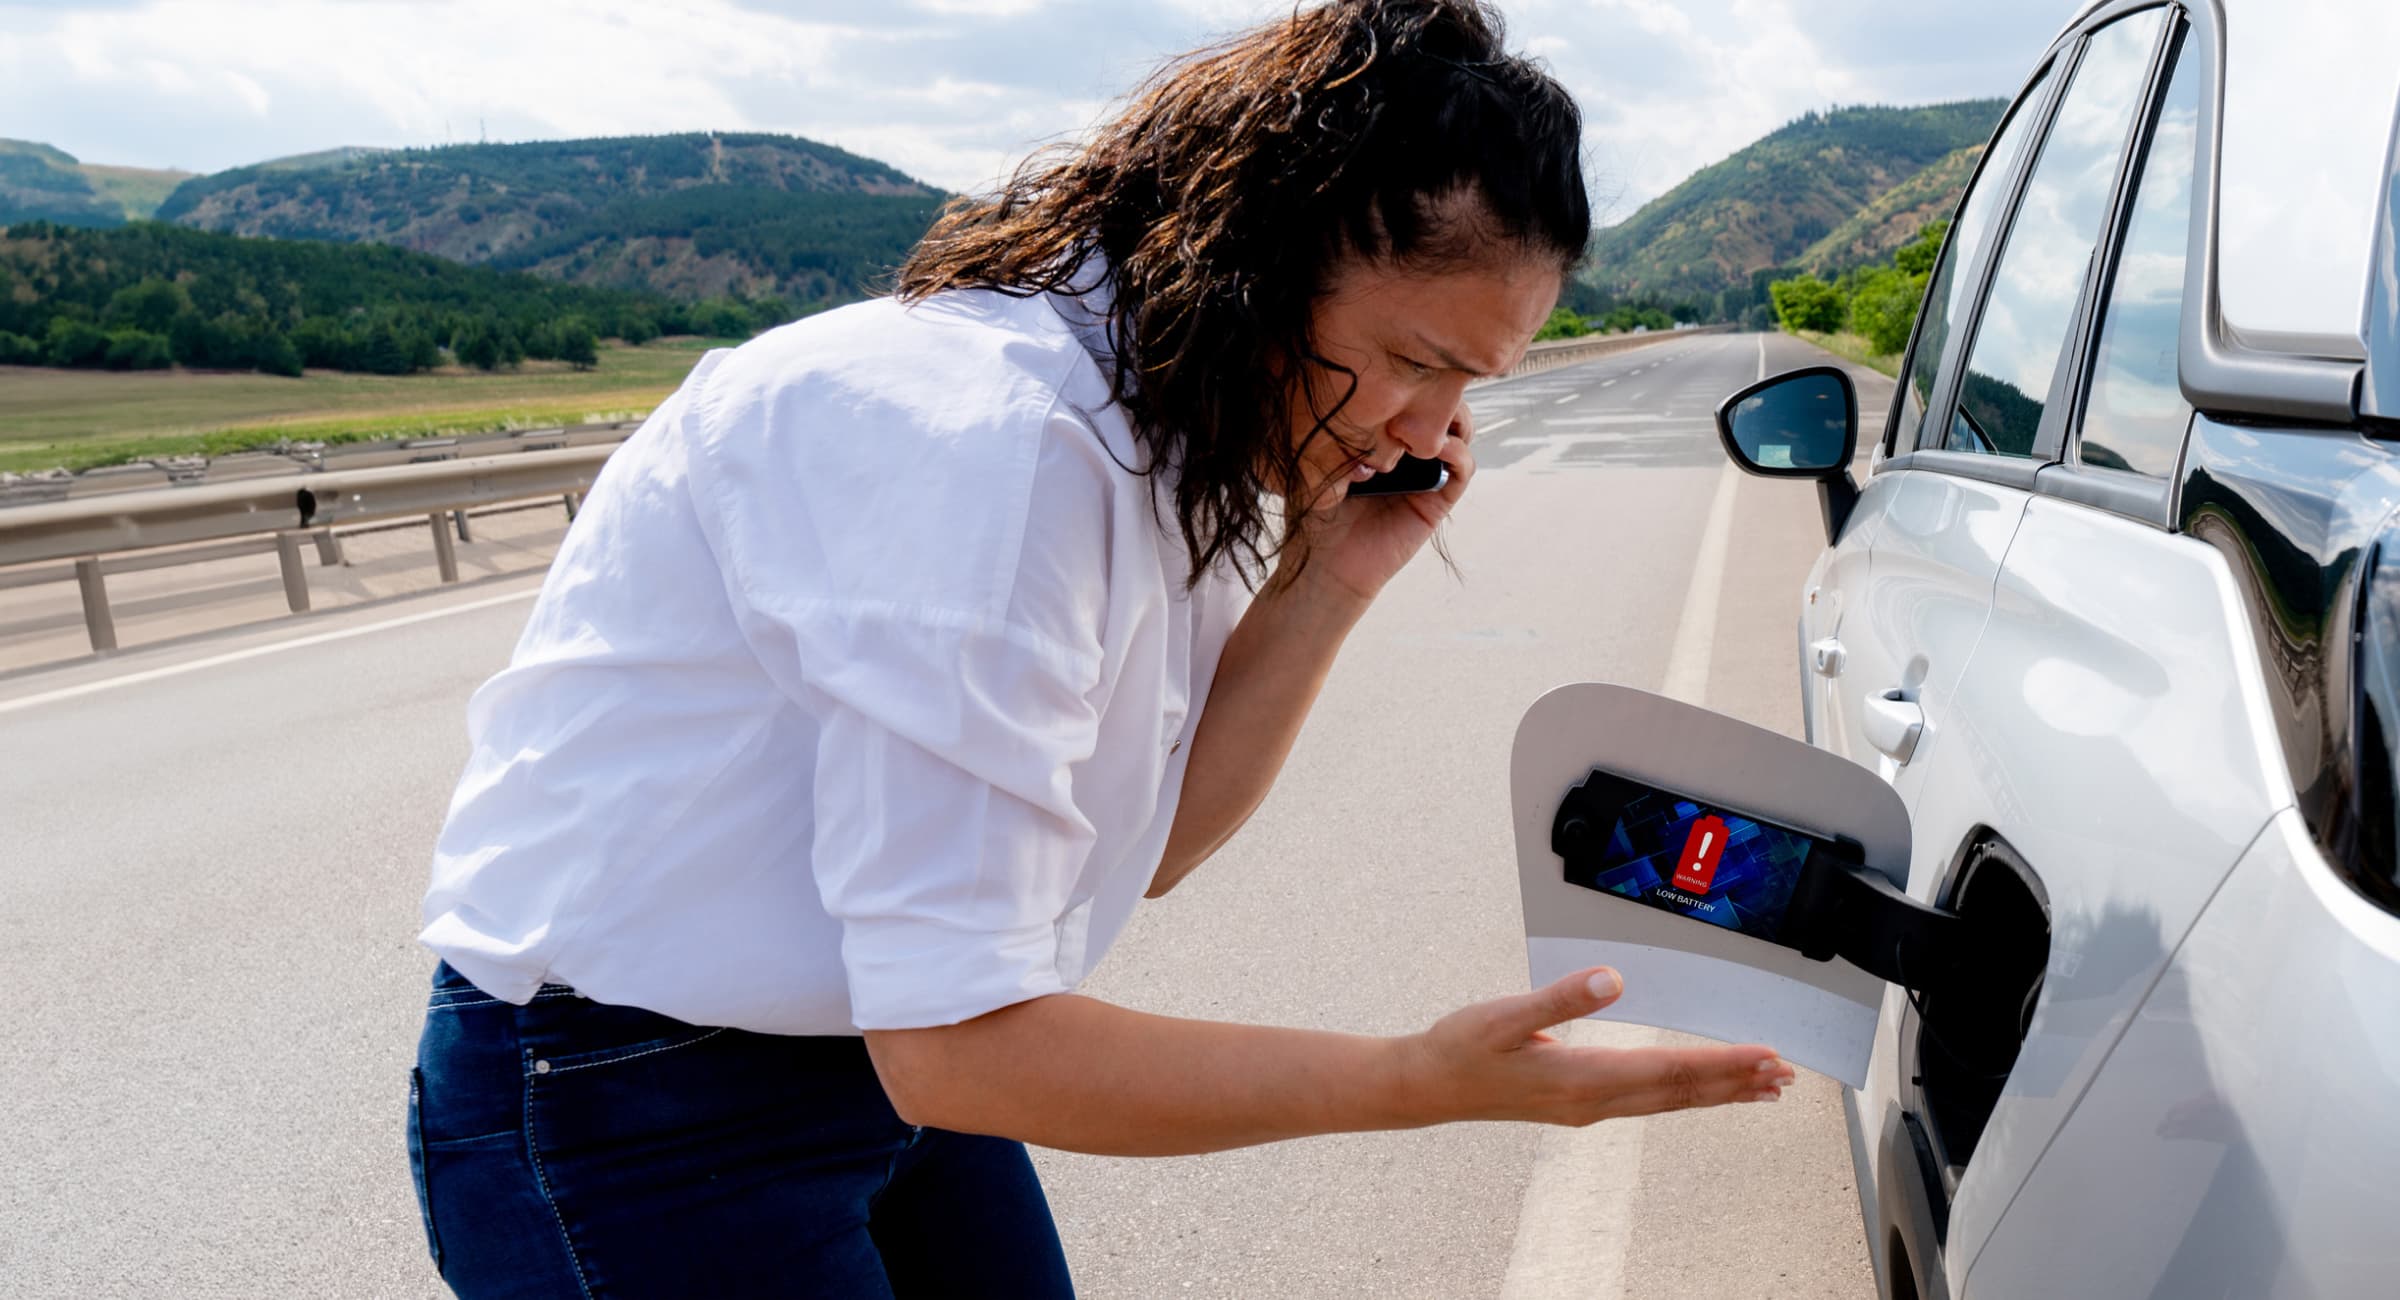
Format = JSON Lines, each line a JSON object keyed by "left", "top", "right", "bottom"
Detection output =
{"left": 0, "top": 0, "right": 2075, "bottom": 214}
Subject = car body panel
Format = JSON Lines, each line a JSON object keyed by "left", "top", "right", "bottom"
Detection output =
{"left": 1932, "top": 498, "right": 2295, "bottom": 1274}
{"left": 1816, "top": 467, "right": 2026, "bottom": 1264}
{"left": 1960, "top": 808, "right": 2400, "bottom": 1297}
{"left": 2178, "top": 418, "right": 2400, "bottom": 861}
{"left": 1801, "top": 470, "right": 1897, "bottom": 762}
{"left": 1837, "top": 469, "right": 2027, "bottom": 792}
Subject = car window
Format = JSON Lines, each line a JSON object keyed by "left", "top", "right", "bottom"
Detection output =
{"left": 1896, "top": 61, "right": 2059, "bottom": 453}
{"left": 1941, "top": 8, "right": 2168, "bottom": 459}
{"left": 2077, "top": 29, "right": 2199, "bottom": 477}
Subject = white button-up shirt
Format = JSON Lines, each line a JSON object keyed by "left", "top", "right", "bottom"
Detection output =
{"left": 419, "top": 282, "right": 1248, "bottom": 1034}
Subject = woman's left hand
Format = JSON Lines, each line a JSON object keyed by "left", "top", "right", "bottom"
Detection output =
{"left": 1285, "top": 405, "right": 1477, "bottom": 606}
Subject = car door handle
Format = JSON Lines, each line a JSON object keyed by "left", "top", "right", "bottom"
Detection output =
{"left": 1863, "top": 690, "right": 1924, "bottom": 764}
{"left": 1810, "top": 637, "right": 1845, "bottom": 677}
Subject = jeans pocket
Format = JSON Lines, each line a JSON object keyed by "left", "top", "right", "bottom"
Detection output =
{"left": 519, "top": 996, "right": 727, "bottom": 1077}
{"left": 405, "top": 1067, "right": 445, "bottom": 1276}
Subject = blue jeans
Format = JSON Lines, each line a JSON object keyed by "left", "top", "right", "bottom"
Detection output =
{"left": 407, "top": 962, "right": 1075, "bottom": 1298}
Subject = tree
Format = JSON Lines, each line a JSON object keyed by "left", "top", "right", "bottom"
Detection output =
{"left": 1769, "top": 274, "right": 1846, "bottom": 333}
{"left": 1893, "top": 219, "right": 1950, "bottom": 277}
{"left": 46, "top": 317, "right": 110, "bottom": 367}
{"left": 1847, "top": 266, "right": 1925, "bottom": 355}
{"left": 1534, "top": 307, "right": 1590, "bottom": 341}
{"left": 105, "top": 277, "right": 194, "bottom": 334}
{"left": 452, "top": 319, "right": 500, "bottom": 371}
{"left": 553, "top": 315, "right": 600, "bottom": 369}
{"left": 356, "top": 317, "right": 417, "bottom": 375}
{"left": 255, "top": 330, "right": 305, "bottom": 377}
{"left": 103, "top": 329, "right": 173, "bottom": 370}
{"left": 291, "top": 316, "right": 355, "bottom": 370}
{"left": 405, "top": 326, "right": 442, "bottom": 371}
{"left": 0, "top": 330, "right": 42, "bottom": 364}
{"left": 1598, "top": 303, "right": 1674, "bottom": 333}
{"left": 691, "top": 297, "right": 754, "bottom": 338}
{"left": 167, "top": 309, "right": 212, "bottom": 366}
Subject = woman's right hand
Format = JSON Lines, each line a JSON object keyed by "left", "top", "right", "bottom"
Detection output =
{"left": 1392, "top": 967, "right": 1794, "bottom": 1127}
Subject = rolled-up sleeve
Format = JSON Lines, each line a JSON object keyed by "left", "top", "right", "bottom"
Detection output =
{"left": 788, "top": 605, "right": 1106, "bottom": 1029}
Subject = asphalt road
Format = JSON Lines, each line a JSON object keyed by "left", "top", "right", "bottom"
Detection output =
{"left": 0, "top": 330, "right": 1890, "bottom": 1298}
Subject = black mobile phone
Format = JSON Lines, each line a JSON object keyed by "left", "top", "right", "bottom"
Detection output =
{"left": 1348, "top": 454, "right": 1450, "bottom": 497}
{"left": 1556, "top": 771, "right": 1845, "bottom": 946}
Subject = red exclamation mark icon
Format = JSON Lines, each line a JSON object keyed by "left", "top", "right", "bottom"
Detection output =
{"left": 1672, "top": 815, "right": 1729, "bottom": 893}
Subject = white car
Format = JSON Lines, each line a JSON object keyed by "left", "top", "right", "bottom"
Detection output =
{"left": 1711, "top": 0, "right": 2400, "bottom": 1295}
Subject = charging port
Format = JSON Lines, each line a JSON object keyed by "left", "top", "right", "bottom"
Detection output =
{"left": 1911, "top": 837, "right": 2050, "bottom": 1173}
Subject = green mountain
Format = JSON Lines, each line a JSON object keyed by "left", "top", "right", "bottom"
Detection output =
{"left": 1584, "top": 99, "right": 2005, "bottom": 304}
{"left": 156, "top": 132, "right": 947, "bottom": 309}
{"left": 1800, "top": 143, "right": 1985, "bottom": 276}
{"left": 0, "top": 139, "right": 194, "bottom": 227}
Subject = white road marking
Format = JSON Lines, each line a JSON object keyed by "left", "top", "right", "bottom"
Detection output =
{"left": 0, "top": 588, "right": 540, "bottom": 717}
{"left": 1553, "top": 393, "right": 1579, "bottom": 405}
{"left": 1508, "top": 440, "right": 1575, "bottom": 471}
{"left": 1660, "top": 463, "right": 1740, "bottom": 704}
{"left": 1481, "top": 417, "right": 1517, "bottom": 434}
{"left": 1498, "top": 1068, "right": 1648, "bottom": 1300}
{"left": 1499, "top": 337, "right": 1747, "bottom": 1300}
{"left": 1600, "top": 379, "right": 1617, "bottom": 388}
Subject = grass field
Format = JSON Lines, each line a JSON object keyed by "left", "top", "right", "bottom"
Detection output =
{"left": 0, "top": 337, "right": 733, "bottom": 473}
{"left": 1791, "top": 329, "right": 1902, "bottom": 378}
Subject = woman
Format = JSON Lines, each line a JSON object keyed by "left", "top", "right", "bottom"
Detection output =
{"left": 408, "top": 2, "right": 1792, "bottom": 1295}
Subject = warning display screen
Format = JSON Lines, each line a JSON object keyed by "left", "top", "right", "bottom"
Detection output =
{"left": 1562, "top": 779, "right": 1829, "bottom": 944}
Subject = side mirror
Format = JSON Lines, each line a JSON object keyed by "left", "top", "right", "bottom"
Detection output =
{"left": 1714, "top": 364, "right": 1860, "bottom": 544}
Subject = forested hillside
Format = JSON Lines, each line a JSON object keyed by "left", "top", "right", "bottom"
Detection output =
{"left": 157, "top": 132, "right": 946, "bottom": 307}
{"left": 1584, "top": 100, "right": 2004, "bottom": 311}
{"left": 1800, "top": 143, "right": 1985, "bottom": 276}
{"left": 0, "top": 221, "right": 702, "bottom": 376}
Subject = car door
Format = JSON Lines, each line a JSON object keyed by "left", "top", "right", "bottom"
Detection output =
{"left": 1953, "top": 8, "right": 2394, "bottom": 1293}
{"left": 1804, "top": 48, "right": 2062, "bottom": 784}
{"left": 1860, "top": 9, "right": 2311, "bottom": 1294}
{"left": 1814, "top": 6, "right": 2199, "bottom": 1294}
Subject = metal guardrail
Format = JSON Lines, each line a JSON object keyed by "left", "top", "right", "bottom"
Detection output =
{"left": 0, "top": 442, "right": 619, "bottom": 653}
{"left": 0, "top": 328, "right": 1726, "bottom": 656}
{"left": 0, "top": 419, "right": 641, "bottom": 508}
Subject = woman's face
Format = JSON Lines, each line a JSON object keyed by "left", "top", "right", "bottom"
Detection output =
{"left": 1289, "top": 254, "right": 1561, "bottom": 503}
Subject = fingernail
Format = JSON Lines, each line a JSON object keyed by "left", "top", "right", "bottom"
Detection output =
{"left": 1776, "top": 1074, "right": 1797, "bottom": 1088}
{"left": 1586, "top": 969, "right": 1622, "bottom": 999}
{"left": 1744, "top": 1091, "right": 1780, "bottom": 1103}
{"left": 1755, "top": 1058, "right": 1781, "bottom": 1074}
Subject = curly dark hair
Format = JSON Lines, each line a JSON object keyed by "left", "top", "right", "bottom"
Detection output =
{"left": 896, "top": 0, "right": 1589, "bottom": 585}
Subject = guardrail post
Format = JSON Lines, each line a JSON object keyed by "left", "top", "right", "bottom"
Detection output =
{"left": 313, "top": 529, "right": 343, "bottom": 566}
{"left": 275, "top": 532, "right": 311, "bottom": 613}
{"left": 562, "top": 492, "right": 581, "bottom": 522}
{"left": 429, "top": 512, "right": 460, "bottom": 583}
{"left": 74, "top": 556, "right": 117, "bottom": 653}
{"left": 453, "top": 509, "right": 474, "bottom": 543}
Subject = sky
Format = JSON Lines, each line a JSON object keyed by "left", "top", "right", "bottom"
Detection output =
{"left": 0, "top": 0, "right": 2080, "bottom": 223}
